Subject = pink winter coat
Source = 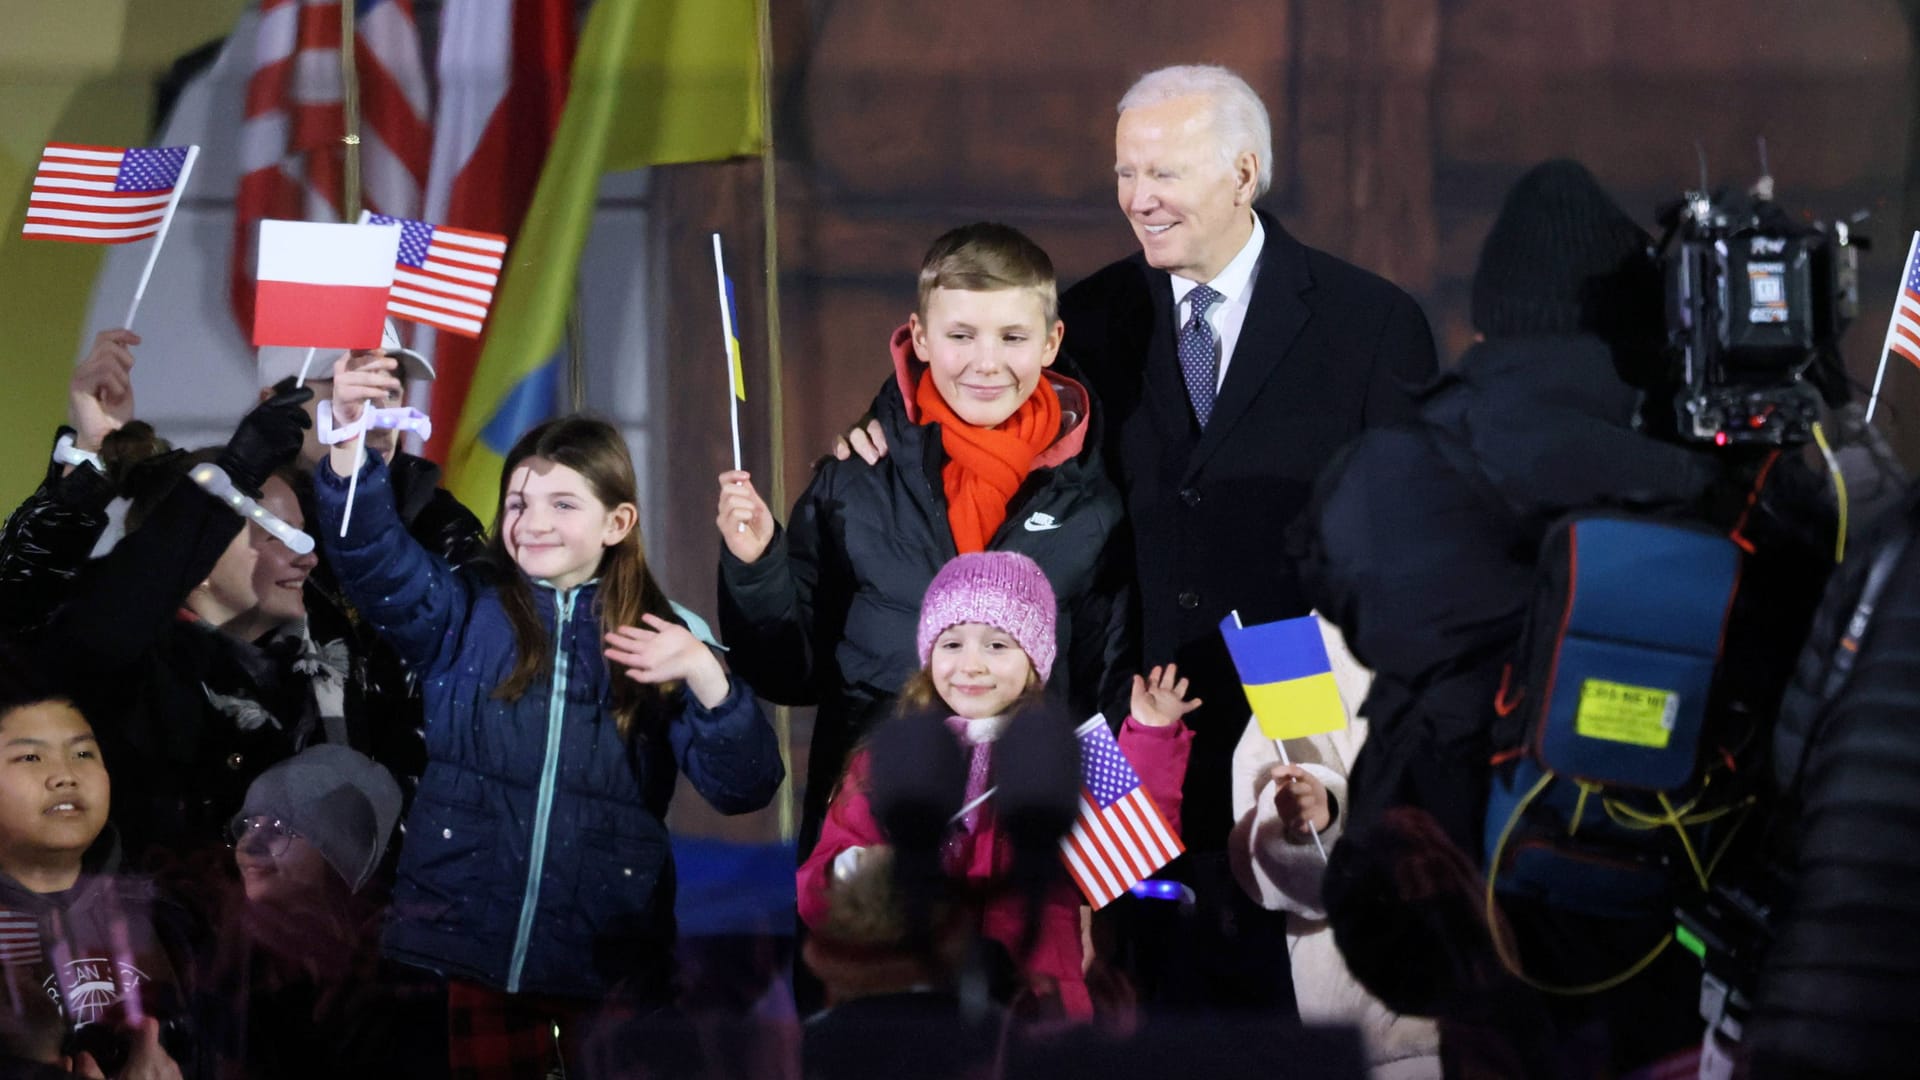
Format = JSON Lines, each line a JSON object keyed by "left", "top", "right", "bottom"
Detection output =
{"left": 798, "top": 714, "right": 1192, "bottom": 1018}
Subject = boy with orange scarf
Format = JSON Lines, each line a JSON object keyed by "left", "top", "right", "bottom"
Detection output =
{"left": 715, "top": 223, "right": 1138, "bottom": 855}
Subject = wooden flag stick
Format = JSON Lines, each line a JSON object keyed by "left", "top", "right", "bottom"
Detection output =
{"left": 124, "top": 145, "right": 199, "bottom": 330}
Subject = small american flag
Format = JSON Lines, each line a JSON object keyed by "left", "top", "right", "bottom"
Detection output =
{"left": 366, "top": 212, "right": 507, "bottom": 338}
{"left": 1060, "top": 715, "right": 1184, "bottom": 908}
{"left": 23, "top": 144, "right": 189, "bottom": 244}
{"left": 1891, "top": 239, "right": 1920, "bottom": 371}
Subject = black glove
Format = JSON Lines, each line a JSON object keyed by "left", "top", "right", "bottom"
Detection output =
{"left": 217, "top": 384, "right": 313, "bottom": 494}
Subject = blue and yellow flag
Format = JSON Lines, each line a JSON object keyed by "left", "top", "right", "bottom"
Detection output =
{"left": 445, "top": 0, "right": 763, "bottom": 513}
{"left": 723, "top": 272, "right": 746, "bottom": 402}
{"left": 1219, "top": 613, "right": 1348, "bottom": 741}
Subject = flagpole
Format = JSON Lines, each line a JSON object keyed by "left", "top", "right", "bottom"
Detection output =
{"left": 123, "top": 145, "right": 199, "bottom": 330}
{"left": 339, "top": 0, "right": 363, "bottom": 222}
{"left": 756, "top": 0, "right": 795, "bottom": 846}
{"left": 1866, "top": 229, "right": 1920, "bottom": 422}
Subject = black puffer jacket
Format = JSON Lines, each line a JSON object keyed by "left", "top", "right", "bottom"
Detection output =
{"left": 719, "top": 327, "right": 1134, "bottom": 850}
{"left": 0, "top": 429, "right": 118, "bottom": 641}
{"left": 1750, "top": 484, "right": 1920, "bottom": 1079}
{"left": 37, "top": 468, "right": 315, "bottom": 865}
{"left": 301, "top": 451, "right": 486, "bottom": 795}
{"left": 1294, "top": 335, "right": 1728, "bottom": 848}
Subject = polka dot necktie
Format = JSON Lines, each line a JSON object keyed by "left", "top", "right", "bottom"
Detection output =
{"left": 1180, "top": 284, "right": 1223, "bottom": 428}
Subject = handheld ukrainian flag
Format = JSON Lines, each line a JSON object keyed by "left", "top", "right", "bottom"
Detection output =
{"left": 445, "top": 0, "right": 764, "bottom": 514}
{"left": 712, "top": 232, "right": 745, "bottom": 470}
{"left": 1219, "top": 611, "right": 1348, "bottom": 741}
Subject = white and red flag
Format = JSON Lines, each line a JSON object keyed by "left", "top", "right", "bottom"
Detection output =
{"left": 252, "top": 219, "right": 399, "bottom": 349}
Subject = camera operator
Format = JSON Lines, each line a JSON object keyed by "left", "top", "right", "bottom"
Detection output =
{"left": 1743, "top": 481, "right": 1920, "bottom": 1078}
{"left": 1292, "top": 158, "right": 1835, "bottom": 1073}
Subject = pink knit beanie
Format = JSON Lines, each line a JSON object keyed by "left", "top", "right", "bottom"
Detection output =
{"left": 915, "top": 552, "right": 1058, "bottom": 681}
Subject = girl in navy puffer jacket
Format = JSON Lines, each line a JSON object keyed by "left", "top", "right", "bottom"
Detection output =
{"left": 314, "top": 355, "right": 782, "bottom": 1079}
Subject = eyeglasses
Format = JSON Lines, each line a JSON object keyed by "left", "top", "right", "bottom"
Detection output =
{"left": 227, "top": 815, "right": 301, "bottom": 857}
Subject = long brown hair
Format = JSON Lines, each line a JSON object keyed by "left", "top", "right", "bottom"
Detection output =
{"left": 488, "top": 416, "right": 673, "bottom": 737}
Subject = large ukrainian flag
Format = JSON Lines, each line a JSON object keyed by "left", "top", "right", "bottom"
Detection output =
{"left": 1219, "top": 613, "right": 1348, "bottom": 741}
{"left": 444, "top": 0, "right": 763, "bottom": 514}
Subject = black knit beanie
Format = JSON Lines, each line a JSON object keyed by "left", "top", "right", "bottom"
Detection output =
{"left": 1471, "top": 159, "right": 1656, "bottom": 340}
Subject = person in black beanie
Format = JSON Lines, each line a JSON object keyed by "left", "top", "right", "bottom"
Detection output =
{"left": 1293, "top": 158, "right": 1833, "bottom": 1073}
{"left": 1294, "top": 158, "right": 1719, "bottom": 856}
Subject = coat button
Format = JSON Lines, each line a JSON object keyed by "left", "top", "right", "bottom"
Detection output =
{"left": 225, "top": 753, "right": 245, "bottom": 771}
{"left": 1178, "top": 591, "right": 1200, "bottom": 610}
{"left": 443, "top": 828, "right": 453, "bottom": 839}
{"left": 623, "top": 868, "right": 633, "bottom": 877}
{"left": 1180, "top": 487, "right": 1202, "bottom": 507}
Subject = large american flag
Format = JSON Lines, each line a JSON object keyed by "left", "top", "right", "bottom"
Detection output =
{"left": 1060, "top": 716, "right": 1184, "bottom": 908}
{"left": 367, "top": 212, "right": 507, "bottom": 338}
{"left": 231, "top": 0, "right": 430, "bottom": 334}
{"left": 23, "top": 144, "right": 189, "bottom": 244}
{"left": 1891, "top": 239, "right": 1920, "bottom": 371}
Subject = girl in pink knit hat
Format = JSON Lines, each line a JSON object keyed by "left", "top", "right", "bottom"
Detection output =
{"left": 796, "top": 551, "right": 1197, "bottom": 1021}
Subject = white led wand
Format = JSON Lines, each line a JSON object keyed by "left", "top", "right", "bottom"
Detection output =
{"left": 189, "top": 462, "right": 315, "bottom": 555}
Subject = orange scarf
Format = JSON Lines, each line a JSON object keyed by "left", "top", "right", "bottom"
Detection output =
{"left": 915, "top": 374, "right": 1063, "bottom": 553}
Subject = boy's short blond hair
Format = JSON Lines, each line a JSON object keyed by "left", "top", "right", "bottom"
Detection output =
{"left": 916, "top": 222, "right": 1059, "bottom": 325}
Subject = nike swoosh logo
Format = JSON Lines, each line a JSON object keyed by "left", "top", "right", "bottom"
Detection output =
{"left": 1023, "top": 514, "right": 1062, "bottom": 532}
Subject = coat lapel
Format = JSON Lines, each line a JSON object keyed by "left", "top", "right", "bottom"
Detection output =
{"left": 1184, "top": 214, "right": 1313, "bottom": 479}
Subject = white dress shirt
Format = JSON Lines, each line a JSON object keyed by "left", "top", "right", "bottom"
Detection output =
{"left": 1169, "top": 213, "right": 1266, "bottom": 390}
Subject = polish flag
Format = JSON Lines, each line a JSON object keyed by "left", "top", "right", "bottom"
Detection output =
{"left": 253, "top": 219, "right": 401, "bottom": 348}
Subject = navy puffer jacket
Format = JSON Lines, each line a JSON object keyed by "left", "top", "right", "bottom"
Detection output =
{"left": 314, "top": 454, "right": 781, "bottom": 1000}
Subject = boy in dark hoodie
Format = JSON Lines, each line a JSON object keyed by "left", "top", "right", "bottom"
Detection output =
{"left": 715, "top": 222, "right": 1139, "bottom": 856}
{"left": 0, "top": 652, "right": 192, "bottom": 1079}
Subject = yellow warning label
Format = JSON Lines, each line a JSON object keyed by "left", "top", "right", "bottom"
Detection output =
{"left": 1574, "top": 679, "right": 1678, "bottom": 749}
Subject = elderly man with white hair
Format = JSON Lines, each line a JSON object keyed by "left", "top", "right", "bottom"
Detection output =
{"left": 1061, "top": 64, "right": 1438, "bottom": 1016}
{"left": 836, "top": 64, "right": 1437, "bottom": 1017}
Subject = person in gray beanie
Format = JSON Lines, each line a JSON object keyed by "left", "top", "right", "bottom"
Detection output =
{"left": 230, "top": 744, "right": 403, "bottom": 900}
{"left": 205, "top": 745, "right": 446, "bottom": 1079}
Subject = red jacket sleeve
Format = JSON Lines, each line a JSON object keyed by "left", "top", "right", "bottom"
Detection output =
{"left": 796, "top": 749, "right": 884, "bottom": 930}
{"left": 1119, "top": 716, "right": 1194, "bottom": 839}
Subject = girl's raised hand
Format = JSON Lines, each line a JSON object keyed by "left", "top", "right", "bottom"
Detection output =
{"left": 1129, "top": 663, "right": 1201, "bottom": 728}
{"left": 715, "top": 470, "right": 776, "bottom": 563}
{"left": 605, "top": 613, "right": 731, "bottom": 708}
{"left": 1267, "top": 763, "right": 1331, "bottom": 840}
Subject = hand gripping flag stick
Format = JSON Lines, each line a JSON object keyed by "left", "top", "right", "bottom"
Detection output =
{"left": 316, "top": 401, "right": 434, "bottom": 536}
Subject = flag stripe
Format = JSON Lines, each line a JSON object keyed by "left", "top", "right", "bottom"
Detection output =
{"left": 391, "top": 285, "right": 489, "bottom": 319}
{"left": 20, "top": 224, "right": 159, "bottom": 244}
{"left": 25, "top": 208, "right": 168, "bottom": 226}
{"left": 425, "top": 245, "right": 504, "bottom": 271}
{"left": 41, "top": 143, "right": 127, "bottom": 161}
{"left": 29, "top": 191, "right": 174, "bottom": 209}
{"left": 395, "top": 267, "right": 495, "bottom": 303}
{"left": 419, "top": 259, "right": 499, "bottom": 286}
{"left": 433, "top": 228, "right": 510, "bottom": 252}
{"left": 1060, "top": 840, "right": 1110, "bottom": 907}
{"left": 1115, "top": 792, "right": 1171, "bottom": 868}
{"left": 1079, "top": 794, "right": 1145, "bottom": 885}
{"left": 1067, "top": 820, "right": 1125, "bottom": 902}
{"left": 254, "top": 280, "right": 392, "bottom": 347}
{"left": 391, "top": 302, "right": 484, "bottom": 336}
